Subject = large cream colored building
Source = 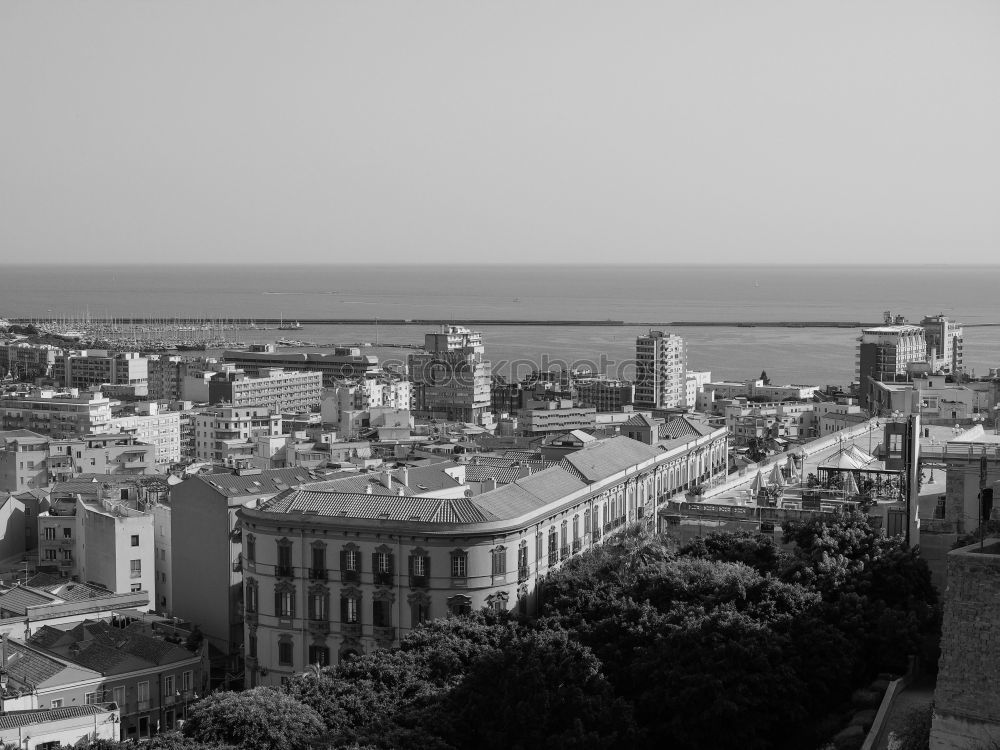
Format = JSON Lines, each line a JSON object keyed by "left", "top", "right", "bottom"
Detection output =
{"left": 192, "top": 406, "right": 282, "bottom": 463}
{"left": 0, "top": 389, "right": 113, "bottom": 438}
{"left": 238, "top": 429, "right": 727, "bottom": 685}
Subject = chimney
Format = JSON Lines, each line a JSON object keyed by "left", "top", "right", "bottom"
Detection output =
{"left": 382, "top": 468, "right": 393, "bottom": 489}
{"left": 366, "top": 485, "right": 372, "bottom": 495}
{"left": 402, "top": 467, "right": 409, "bottom": 486}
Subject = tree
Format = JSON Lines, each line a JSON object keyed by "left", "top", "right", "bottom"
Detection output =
{"left": 429, "top": 629, "right": 632, "bottom": 750}
{"left": 680, "top": 530, "right": 786, "bottom": 575}
{"left": 182, "top": 688, "right": 324, "bottom": 750}
{"left": 760, "top": 370, "right": 771, "bottom": 385}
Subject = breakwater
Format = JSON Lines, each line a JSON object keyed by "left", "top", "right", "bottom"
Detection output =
{"left": 14, "top": 317, "right": 882, "bottom": 328}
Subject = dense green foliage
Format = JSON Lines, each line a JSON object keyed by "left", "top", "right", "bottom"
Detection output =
{"left": 53, "top": 513, "right": 938, "bottom": 750}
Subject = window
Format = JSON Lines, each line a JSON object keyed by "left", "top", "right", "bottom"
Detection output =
{"left": 182, "top": 671, "right": 193, "bottom": 693}
{"left": 137, "top": 680, "right": 149, "bottom": 708}
{"left": 131, "top": 583, "right": 141, "bottom": 593}
{"left": 248, "top": 631, "right": 258, "bottom": 659}
{"left": 275, "top": 586, "right": 295, "bottom": 619}
{"left": 411, "top": 595, "right": 430, "bottom": 625}
{"left": 51, "top": 699, "right": 63, "bottom": 708}
{"left": 62, "top": 549, "right": 73, "bottom": 561}
{"left": 341, "top": 595, "right": 359, "bottom": 624}
{"left": 447, "top": 595, "right": 472, "bottom": 616}
{"left": 278, "top": 639, "right": 294, "bottom": 666}
{"left": 547, "top": 528, "right": 557, "bottom": 560}
{"left": 517, "top": 543, "right": 529, "bottom": 580}
{"left": 164, "top": 675, "right": 174, "bottom": 696}
{"left": 131, "top": 534, "right": 139, "bottom": 547}
{"left": 372, "top": 599, "right": 392, "bottom": 628}
{"left": 341, "top": 546, "right": 360, "bottom": 582}
{"left": 246, "top": 579, "right": 258, "bottom": 613}
{"left": 85, "top": 692, "right": 97, "bottom": 704}
{"left": 308, "top": 645, "right": 330, "bottom": 667}
{"left": 113, "top": 686, "right": 125, "bottom": 707}
{"left": 45, "top": 549, "right": 56, "bottom": 561}
{"left": 308, "top": 589, "right": 328, "bottom": 621}
{"left": 491, "top": 546, "right": 506, "bottom": 576}
{"left": 130, "top": 559, "right": 141, "bottom": 578}
{"left": 311, "top": 544, "right": 326, "bottom": 579}
{"left": 276, "top": 539, "right": 293, "bottom": 576}
{"left": 450, "top": 550, "right": 467, "bottom": 579}
{"left": 373, "top": 549, "right": 393, "bottom": 585}
{"left": 44, "top": 527, "right": 56, "bottom": 541}
{"left": 245, "top": 534, "right": 256, "bottom": 563}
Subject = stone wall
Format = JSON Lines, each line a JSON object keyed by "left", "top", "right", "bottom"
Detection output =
{"left": 930, "top": 539, "right": 1000, "bottom": 749}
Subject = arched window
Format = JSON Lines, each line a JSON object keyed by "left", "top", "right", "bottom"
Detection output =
{"left": 274, "top": 580, "right": 295, "bottom": 619}
{"left": 517, "top": 541, "right": 529, "bottom": 582}
{"left": 276, "top": 538, "right": 293, "bottom": 578}
{"left": 408, "top": 590, "right": 431, "bottom": 626}
{"left": 408, "top": 547, "right": 431, "bottom": 588}
{"left": 372, "top": 545, "right": 394, "bottom": 586}
{"left": 340, "top": 587, "right": 361, "bottom": 625}
{"left": 307, "top": 585, "right": 329, "bottom": 621}
{"left": 245, "top": 578, "right": 258, "bottom": 614}
{"left": 245, "top": 534, "right": 256, "bottom": 563}
{"left": 485, "top": 591, "right": 509, "bottom": 614}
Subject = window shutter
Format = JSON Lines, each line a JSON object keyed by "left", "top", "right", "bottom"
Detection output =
{"left": 274, "top": 591, "right": 281, "bottom": 617}
{"left": 371, "top": 552, "right": 378, "bottom": 575}
{"left": 424, "top": 556, "right": 431, "bottom": 578}
{"left": 408, "top": 555, "right": 414, "bottom": 576}
{"left": 387, "top": 553, "right": 394, "bottom": 575}
{"left": 340, "top": 597, "right": 348, "bottom": 623}
{"left": 340, "top": 550, "right": 346, "bottom": 571}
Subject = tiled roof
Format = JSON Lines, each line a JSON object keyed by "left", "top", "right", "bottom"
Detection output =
{"left": 558, "top": 436, "right": 662, "bottom": 483}
{"left": 194, "top": 467, "right": 326, "bottom": 496}
{"left": 5, "top": 642, "right": 66, "bottom": 686}
{"left": 623, "top": 414, "right": 659, "bottom": 429}
{"left": 42, "top": 581, "right": 110, "bottom": 602}
{"left": 259, "top": 490, "right": 497, "bottom": 524}
{"left": 0, "top": 704, "right": 111, "bottom": 731}
{"left": 472, "top": 466, "right": 588, "bottom": 520}
{"left": 0, "top": 586, "right": 59, "bottom": 614}
{"left": 659, "top": 415, "right": 717, "bottom": 440}
{"left": 465, "top": 465, "right": 524, "bottom": 485}
{"left": 28, "top": 621, "right": 195, "bottom": 675}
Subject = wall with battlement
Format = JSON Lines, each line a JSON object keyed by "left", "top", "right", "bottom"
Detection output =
{"left": 931, "top": 539, "right": 1000, "bottom": 749}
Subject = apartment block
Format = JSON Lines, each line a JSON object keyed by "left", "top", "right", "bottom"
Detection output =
{"left": 409, "top": 326, "right": 492, "bottom": 424}
{"left": 0, "top": 388, "right": 113, "bottom": 439}
{"left": 0, "top": 341, "right": 60, "bottom": 380}
{"left": 54, "top": 351, "right": 149, "bottom": 394}
{"left": 108, "top": 402, "right": 182, "bottom": 464}
{"left": 208, "top": 367, "right": 322, "bottom": 414}
{"left": 857, "top": 325, "right": 928, "bottom": 411}
{"left": 192, "top": 406, "right": 282, "bottom": 464}
{"left": 635, "top": 331, "right": 687, "bottom": 410}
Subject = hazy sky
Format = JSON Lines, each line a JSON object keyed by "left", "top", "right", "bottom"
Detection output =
{"left": 2, "top": 1, "right": 998, "bottom": 265}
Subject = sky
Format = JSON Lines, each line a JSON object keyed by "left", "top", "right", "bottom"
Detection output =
{"left": 2, "top": 1, "right": 998, "bottom": 266}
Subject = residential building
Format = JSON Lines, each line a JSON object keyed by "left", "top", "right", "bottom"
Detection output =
{"left": 684, "top": 370, "right": 711, "bottom": 412}
{"left": 574, "top": 377, "right": 635, "bottom": 412}
{"left": 192, "top": 406, "right": 282, "bottom": 464}
{"left": 108, "top": 402, "right": 182, "bottom": 465}
{"left": 920, "top": 313, "right": 964, "bottom": 375}
{"left": 517, "top": 400, "right": 597, "bottom": 436}
{"left": 857, "top": 325, "right": 927, "bottom": 410}
{"left": 222, "top": 347, "right": 380, "bottom": 385}
{"left": 146, "top": 355, "right": 185, "bottom": 401}
{"left": 320, "top": 376, "right": 412, "bottom": 437}
{"left": 23, "top": 617, "right": 206, "bottom": 740}
{"left": 868, "top": 374, "right": 977, "bottom": 422}
{"left": 0, "top": 430, "right": 50, "bottom": 493}
{"left": 724, "top": 400, "right": 818, "bottom": 446}
{"left": 0, "top": 389, "right": 113, "bottom": 439}
{"left": 238, "top": 430, "right": 728, "bottom": 684}
{"left": 635, "top": 330, "right": 687, "bottom": 410}
{"left": 46, "top": 434, "right": 155, "bottom": 481}
{"left": 54, "top": 351, "right": 149, "bottom": 395}
{"left": 0, "top": 703, "right": 121, "bottom": 748}
{"left": 0, "top": 341, "right": 61, "bottom": 381}
{"left": 409, "top": 326, "right": 492, "bottom": 424}
{"left": 37, "top": 479, "right": 160, "bottom": 601}
{"left": 207, "top": 367, "right": 322, "bottom": 416}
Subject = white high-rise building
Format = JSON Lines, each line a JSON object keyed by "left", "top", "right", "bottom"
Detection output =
{"left": 635, "top": 331, "right": 687, "bottom": 410}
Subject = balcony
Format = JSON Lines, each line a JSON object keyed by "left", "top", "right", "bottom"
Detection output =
{"left": 275, "top": 565, "right": 294, "bottom": 578}
{"left": 341, "top": 622, "right": 361, "bottom": 638}
{"left": 373, "top": 626, "right": 395, "bottom": 642}
{"left": 592, "top": 528, "right": 602, "bottom": 542}
{"left": 408, "top": 574, "right": 428, "bottom": 589}
{"left": 308, "top": 619, "right": 330, "bottom": 635}
{"left": 59, "top": 538, "right": 74, "bottom": 546}
{"left": 517, "top": 566, "right": 529, "bottom": 583}
{"left": 373, "top": 571, "right": 393, "bottom": 586}
{"left": 572, "top": 540, "right": 582, "bottom": 554}
{"left": 560, "top": 545, "right": 570, "bottom": 561}
{"left": 341, "top": 569, "right": 360, "bottom": 584}
{"left": 308, "top": 568, "right": 327, "bottom": 581}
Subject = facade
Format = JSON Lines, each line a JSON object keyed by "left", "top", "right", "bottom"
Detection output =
{"left": 192, "top": 406, "right": 282, "bottom": 464}
{"left": 0, "top": 389, "right": 113, "bottom": 439}
{"left": 37, "top": 481, "right": 158, "bottom": 601}
{"left": 635, "top": 330, "right": 687, "bottom": 410}
{"left": 0, "top": 341, "right": 60, "bottom": 381}
{"left": 221, "top": 348, "right": 379, "bottom": 385}
{"left": 0, "top": 430, "right": 50, "bottom": 493}
{"left": 409, "top": 326, "right": 492, "bottom": 424}
{"left": 47, "top": 434, "right": 155, "bottom": 482}
{"left": 238, "top": 431, "right": 728, "bottom": 685}
{"left": 0, "top": 704, "right": 121, "bottom": 749}
{"left": 724, "top": 400, "right": 818, "bottom": 445}
{"left": 517, "top": 400, "right": 597, "bottom": 435}
{"left": 920, "top": 313, "right": 964, "bottom": 375}
{"left": 23, "top": 618, "right": 205, "bottom": 741}
{"left": 574, "top": 377, "right": 635, "bottom": 412}
{"left": 108, "top": 403, "right": 182, "bottom": 465}
{"left": 856, "top": 325, "right": 927, "bottom": 410}
{"left": 208, "top": 367, "right": 323, "bottom": 415}
{"left": 684, "top": 370, "right": 711, "bottom": 412}
{"left": 320, "top": 376, "right": 412, "bottom": 437}
{"left": 54, "top": 351, "right": 149, "bottom": 394}
{"left": 868, "top": 375, "right": 977, "bottom": 422}
{"left": 146, "top": 355, "right": 184, "bottom": 401}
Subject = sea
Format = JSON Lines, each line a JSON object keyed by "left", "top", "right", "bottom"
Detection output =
{"left": 2, "top": 264, "right": 1000, "bottom": 387}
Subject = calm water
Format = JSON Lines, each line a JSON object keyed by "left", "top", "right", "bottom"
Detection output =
{"left": 2, "top": 264, "right": 999, "bottom": 385}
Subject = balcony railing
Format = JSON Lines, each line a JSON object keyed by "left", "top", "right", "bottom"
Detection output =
{"left": 341, "top": 569, "right": 360, "bottom": 583}
{"left": 373, "top": 571, "right": 393, "bottom": 586}
{"left": 275, "top": 565, "right": 294, "bottom": 578}
{"left": 308, "top": 568, "right": 327, "bottom": 581}
{"left": 408, "top": 574, "right": 428, "bottom": 589}
{"left": 138, "top": 700, "right": 151, "bottom": 711}
{"left": 308, "top": 619, "right": 330, "bottom": 635}
{"left": 560, "top": 545, "right": 570, "bottom": 560}
{"left": 592, "top": 528, "right": 602, "bottom": 542}
{"left": 517, "top": 566, "right": 529, "bottom": 583}
{"left": 572, "top": 540, "right": 582, "bottom": 554}
{"left": 341, "top": 622, "right": 361, "bottom": 638}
